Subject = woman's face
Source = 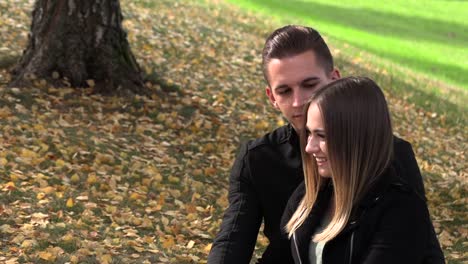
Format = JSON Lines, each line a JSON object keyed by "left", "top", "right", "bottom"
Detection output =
{"left": 305, "top": 103, "right": 331, "bottom": 178}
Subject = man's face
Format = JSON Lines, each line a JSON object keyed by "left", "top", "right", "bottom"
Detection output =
{"left": 265, "top": 51, "right": 339, "bottom": 131}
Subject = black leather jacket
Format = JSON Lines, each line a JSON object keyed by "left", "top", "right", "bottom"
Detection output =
{"left": 281, "top": 168, "right": 445, "bottom": 264}
{"left": 208, "top": 125, "right": 442, "bottom": 263}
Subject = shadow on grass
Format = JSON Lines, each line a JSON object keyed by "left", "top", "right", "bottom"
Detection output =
{"left": 145, "top": 69, "right": 182, "bottom": 95}
{"left": 0, "top": 54, "right": 18, "bottom": 69}
{"left": 334, "top": 36, "right": 468, "bottom": 89}
{"left": 247, "top": 0, "right": 468, "bottom": 47}
{"left": 335, "top": 55, "right": 467, "bottom": 127}
{"left": 234, "top": 0, "right": 468, "bottom": 87}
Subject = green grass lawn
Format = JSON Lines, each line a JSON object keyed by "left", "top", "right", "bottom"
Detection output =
{"left": 226, "top": 0, "right": 468, "bottom": 91}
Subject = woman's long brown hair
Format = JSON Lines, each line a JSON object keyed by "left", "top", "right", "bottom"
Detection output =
{"left": 286, "top": 77, "right": 394, "bottom": 242}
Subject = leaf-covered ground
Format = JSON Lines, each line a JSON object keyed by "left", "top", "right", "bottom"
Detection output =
{"left": 0, "top": 0, "right": 466, "bottom": 263}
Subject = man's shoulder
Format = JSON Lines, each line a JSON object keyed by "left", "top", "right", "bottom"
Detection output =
{"left": 393, "top": 135, "right": 411, "bottom": 148}
{"left": 246, "top": 124, "right": 293, "bottom": 151}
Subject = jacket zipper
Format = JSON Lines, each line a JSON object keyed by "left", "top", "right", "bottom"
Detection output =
{"left": 348, "top": 231, "right": 355, "bottom": 264}
{"left": 293, "top": 233, "right": 303, "bottom": 264}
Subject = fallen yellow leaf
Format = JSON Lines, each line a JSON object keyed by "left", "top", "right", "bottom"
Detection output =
{"left": 55, "top": 159, "right": 66, "bottom": 167}
{"left": 62, "top": 233, "right": 74, "bottom": 242}
{"left": 87, "top": 174, "right": 97, "bottom": 185}
{"left": 69, "top": 255, "right": 79, "bottom": 264}
{"left": 203, "top": 243, "right": 212, "bottom": 254}
{"left": 21, "top": 239, "right": 35, "bottom": 249}
{"left": 21, "top": 149, "right": 38, "bottom": 159}
{"left": 4, "top": 181, "right": 16, "bottom": 191}
{"left": 99, "top": 254, "right": 112, "bottom": 264}
{"left": 41, "top": 186, "right": 55, "bottom": 194}
{"left": 66, "top": 198, "right": 74, "bottom": 208}
{"left": 36, "top": 192, "right": 46, "bottom": 200}
{"left": 168, "top": 175, "right": 180, "bottom": 183}
{"left": 38, "top": 251, "right": 55, "bottom": 261}
{"left": 133, "top": 246, "right": 144, "bottom": 252}
{"left": 161, "top": 236, "right": 175, "bottom": 249}
{"left": 70, "top": 174, "right": 80, "bottom": 184}
{"left": 129, "top": 192, "right": 143, "bottom": 201}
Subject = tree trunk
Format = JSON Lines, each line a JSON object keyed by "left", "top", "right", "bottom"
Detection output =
{"left": 9, "top": 0, "right": 145, "bottom": 95}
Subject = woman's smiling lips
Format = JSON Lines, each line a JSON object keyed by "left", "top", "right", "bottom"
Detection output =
{"left": 314, "top": 156, "right": 328, "bottom": 165}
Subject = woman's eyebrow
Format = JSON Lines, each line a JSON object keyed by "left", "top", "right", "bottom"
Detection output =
{"left": 310, "top": 128, "right": 325, "bottom": 133}
{"left": 305, "top": 125, "right": 325, "bottom": 134}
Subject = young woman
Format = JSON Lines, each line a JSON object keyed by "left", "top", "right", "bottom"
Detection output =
{"left": 281, "top": 77, "right": 444, "bottom": 264}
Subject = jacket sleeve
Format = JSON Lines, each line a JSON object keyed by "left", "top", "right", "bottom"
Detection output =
{"left": 207, "top": 142, "right": 263, "bottom": 264}
{"left": 393, "top": 137, "right": 445, "bottom": 263}
{"left": 393, "top": 136, "right": 426, "bottom": 199}
{"left": 280, "top": 181, "right": 305, "bottom": 236}
{"left": 360, "top": 191, "right": 442, "bottom": 264}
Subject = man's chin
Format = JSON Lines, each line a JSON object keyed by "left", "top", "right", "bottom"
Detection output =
{"left": 290, "top": 122, "right": 303, "bottom": 132}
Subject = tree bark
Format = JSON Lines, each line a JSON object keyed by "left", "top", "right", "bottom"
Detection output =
{"left": 9, "top": 0, "right": 145, "bottom": 94}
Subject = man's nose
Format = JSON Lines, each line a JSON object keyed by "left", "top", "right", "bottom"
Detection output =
{"left": 292, "top": 91, "right": 306, "bottom": 107}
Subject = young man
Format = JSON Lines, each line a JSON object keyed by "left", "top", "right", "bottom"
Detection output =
{"left": 208, "top": 25, "right": 444, "bottom": 264}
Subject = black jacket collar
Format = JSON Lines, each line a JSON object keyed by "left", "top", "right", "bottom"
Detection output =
{"left": 293, "top": 166, "right": 404, "bottom": 260}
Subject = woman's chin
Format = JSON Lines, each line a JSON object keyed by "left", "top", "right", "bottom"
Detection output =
{"left": 318, "top": 170, "right": 331, "bottom": 178}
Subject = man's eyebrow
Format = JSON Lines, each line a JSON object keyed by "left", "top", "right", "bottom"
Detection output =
{"left": 273, "top": 77, "right": 320, "bottom": 90}
{"left": 273, "top": 84, "right": 290, "bottom": 91}
{"left": 301, "top": 77, "right": 320, "bottom": 83}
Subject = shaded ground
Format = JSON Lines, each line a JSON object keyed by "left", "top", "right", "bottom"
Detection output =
{"left": 0, "top": 0, "right": 466, "bottom": 263}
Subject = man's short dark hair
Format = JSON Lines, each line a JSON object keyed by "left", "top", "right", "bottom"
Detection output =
{"left": 262, "top": 25, "right": 334, "bottom": 86}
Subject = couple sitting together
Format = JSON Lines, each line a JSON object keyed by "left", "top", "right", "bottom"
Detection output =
{"left": 208, "top": 25, "right": 445, "bottom": 264}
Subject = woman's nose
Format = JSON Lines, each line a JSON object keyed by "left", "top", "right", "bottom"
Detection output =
{"left": 305, "top": 136, "right": 319, "bottom": 154}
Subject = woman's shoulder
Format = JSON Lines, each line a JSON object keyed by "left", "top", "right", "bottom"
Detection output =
{"left": 384, "top": 181, "right": 427, "bottom": 208}
{"left": 360, "top": 168, "right": 428, "bottom": 215}
{"left": 366, "top": 177, "right": 429, "bottom": 221}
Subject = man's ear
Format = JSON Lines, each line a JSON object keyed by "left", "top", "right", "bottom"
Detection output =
{"left": 331, "top": 68, "right": 341, "bottom": 80}
{"left": 265, "top": 86, "right": 279, "bottom": 109}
